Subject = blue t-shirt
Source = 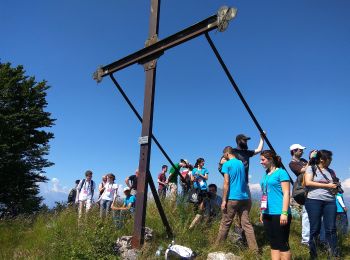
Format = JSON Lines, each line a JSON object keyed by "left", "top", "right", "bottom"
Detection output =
{"left": 192, "top": 167, "right": 209, "bottom": 190}
{"left": 221, "top": 158, "right": 249, "bottom": 200}
{"left": 260, "top": 168, "right": 291, "bottom": 215}
{"left": 124, "top": 195, "right": 136, "bottom": 212}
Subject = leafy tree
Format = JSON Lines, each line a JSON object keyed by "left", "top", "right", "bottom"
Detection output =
{"left": 0, "top": 62, "right": 55, "bottom": 217}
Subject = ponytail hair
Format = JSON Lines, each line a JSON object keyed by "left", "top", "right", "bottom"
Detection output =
{"left": 194, "top": 157, "right": 205, "bottom": 168}
{"left": 261, "top": 150, "right": 282, "bottom": 168}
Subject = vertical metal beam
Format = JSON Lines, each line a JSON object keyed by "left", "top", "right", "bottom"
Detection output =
{"left": 132, "top": 0, "right": 161, "bottom": 248}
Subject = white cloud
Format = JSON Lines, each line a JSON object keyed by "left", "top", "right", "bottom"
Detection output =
{"left": 249, "top": 183, "right": 261, "bottom": 193}
{"left": 342, "top": 178, "right": 350, "bottom": 190}
{"left": 39, "top": 177, "right": 70, "bottom": 207}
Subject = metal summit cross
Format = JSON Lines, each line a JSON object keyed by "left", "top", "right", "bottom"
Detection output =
{"left": 93, "top": 1, "right": 237, "bottom": 248}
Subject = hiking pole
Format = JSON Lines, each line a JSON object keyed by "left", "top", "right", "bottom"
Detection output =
{"left": 205, "top": 32, "right": 293, "bottom": 185}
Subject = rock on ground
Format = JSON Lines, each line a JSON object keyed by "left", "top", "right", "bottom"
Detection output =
{"left": 113, "top": 227, "right": 154, "bottom": 259}
{"left": 207, "top": 251, "right": 242, "bottom": 260}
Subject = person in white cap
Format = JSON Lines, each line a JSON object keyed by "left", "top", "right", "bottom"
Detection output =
{"left": 289, "top": 144, "right": 307, "bottom": 177}
{"left": 288, "top": 144, "right": 309, "bottom": 245}
{"left": 111, "top": 187, "right": 136, "bottom": 228}
{"left": 111, "top": 187, "right": 136, "bottom": 213}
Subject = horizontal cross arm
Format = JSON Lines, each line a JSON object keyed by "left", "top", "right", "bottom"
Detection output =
{"left": 94, "top": 14, "right": 219, "bottom": 82}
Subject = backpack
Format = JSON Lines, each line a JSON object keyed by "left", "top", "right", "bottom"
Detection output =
{"left": 292, "top": 174, "right": 306, "bottom": 205}
{"left": 165, "top": 244, "right": 196, "bottom": 259}
{"left": 292, "top": 165, "right": 316, "bottom": 205}
{"left": 77, "top": 179, "right": 95, "bottom": 198}
{"left": 67, "top": 188, "right": 77, "bottom": 203}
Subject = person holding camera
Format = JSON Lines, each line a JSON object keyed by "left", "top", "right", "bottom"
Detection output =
{"left": 304, "top": 149, "right": 340, "bottom": 258}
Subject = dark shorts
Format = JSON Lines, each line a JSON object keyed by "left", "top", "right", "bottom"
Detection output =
{"left": 263, "top": 214, "right": 292, "bottom": 251}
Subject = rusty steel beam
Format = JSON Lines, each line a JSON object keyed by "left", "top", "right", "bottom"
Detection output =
{"left": 93, "top": 14, "right": 217, "bottom": 82}
{"left": 204, "top": 32, "right": 294, "bottom": 184}
{"left": 147, "top": 171, "right": 173, "bottom": 237}
{"left": 131, "top": 0, "right": 160, "bottom": 249}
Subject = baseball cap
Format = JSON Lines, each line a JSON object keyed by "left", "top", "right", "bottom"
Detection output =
{"left": 236, "top": 134, "right": 251, "bottom": 143}
{"left": 289, "top": 144, "right": 306, "bottom": 151}
{"left": 123, "top": 187, "right": 131, "bottom": 192}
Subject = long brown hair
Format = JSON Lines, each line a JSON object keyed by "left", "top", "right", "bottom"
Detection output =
{"left": 261, "top": 150, "right": 283, "bottom": 168}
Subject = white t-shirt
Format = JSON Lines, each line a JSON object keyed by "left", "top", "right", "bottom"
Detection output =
{"left": 101, "top": 183, "right": 118, "bottom": 201}
{"left": 78, "top": 179, "right": 95, "bottom": 201}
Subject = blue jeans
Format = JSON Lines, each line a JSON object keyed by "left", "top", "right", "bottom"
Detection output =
{"left": 305, "top": 198, "right": 338, "bottom": 257}
{"left": 100, "top": 199, "right": 112, "bottom": 218}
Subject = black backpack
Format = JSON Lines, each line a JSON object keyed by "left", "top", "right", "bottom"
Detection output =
{"left": 292, "top": 166, "right": 316, "bottom": 205}
{"left": 67, "top": 188, "right": 77, "bottom": 203}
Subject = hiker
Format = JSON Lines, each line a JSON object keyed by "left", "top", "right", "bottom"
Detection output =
{"left": 216, "top": 146, "right": 258, "bottom": 252}
{"left": 288, "top": 143, "right": 310, "bottom": 245}
{"left": 259, "top": 150, "right": 292, "bottom": 260}
{"left": 98, "top": 175, "right": 107, "bottom": 200}
{"left": 112, "top": 187, "right": 136, "bottom": 212}
{"left": 189, "top": 158, "right": 209, "bottom": 229}
{"left": 166, "top": 159, "right": 188, "bottom": 201}
{"left": 67, "top": 180, "right": 80, "bottom": 206}
{"left": 111, "top": 187, "right": 136, "bottom": 228}
{"left": 233, "top": 133, "right": 265, "bottom": 184}
{"left": 76, "top": 170, "right": 96, "bottom": 219}
{"left": 125, "top": 169, "right": 139, "bottom": 195}
{"left": 99, "top": 173, "right": 118, "bottom": 218}
{"left": 205, "top": 184, "right": 222, "bottom": 220}
{"left": 157, "top": 165, "right": 168, "bottom": 199}
{"left": 179, "top": 160, "right": 191, "bottom": 196}
{"left": 304, "top": 150, "right": 340, "bottom": 258}
{"left": 232, "top": 133, "right": 265, "bottom": 234}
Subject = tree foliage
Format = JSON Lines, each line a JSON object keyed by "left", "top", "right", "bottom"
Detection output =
{"left": 0, "top": 62, "right": 55, "bottom": 217}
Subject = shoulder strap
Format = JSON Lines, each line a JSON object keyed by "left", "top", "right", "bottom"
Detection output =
{"left": 91, "top": 180, "right": 94, "bottom": 197}
{"left": 78, "top": 179, "right": 85, "bottom": 192}
{"left": 316, "top": 166, "right": 332, "bottom": 183}
{"left": 327, "top": 168, "right": 339, "bottom": 182}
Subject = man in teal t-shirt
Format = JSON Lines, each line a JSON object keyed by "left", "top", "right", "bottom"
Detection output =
{"left": 216, "top": 146, "right": 258, "bottom": 252}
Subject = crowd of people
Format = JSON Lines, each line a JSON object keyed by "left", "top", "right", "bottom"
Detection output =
{"left": 66, "top": 133, "right": 348, "bottom": 259}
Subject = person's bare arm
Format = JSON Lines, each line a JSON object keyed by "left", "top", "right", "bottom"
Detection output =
{"left": 254, "top": 132, "right": 265, "bottom": 155}
{"left": 280, "top": 181, "right": 290, "bottom": 225}
{"left": 125, "top": 177, "right": 130, "bottom": 188}
{"left": 221, "top": 174, "right": 229, "bottom": 211}
{"left": 305, "top": 172, "right": 337, "bottom": 189}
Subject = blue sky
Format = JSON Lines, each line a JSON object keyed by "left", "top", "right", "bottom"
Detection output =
{"left": 1, "top": 0, "right": 350, "bottom": 205}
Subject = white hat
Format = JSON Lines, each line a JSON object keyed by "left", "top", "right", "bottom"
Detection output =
{"left": 123, "top": 187, "right": 131, "bottom": 192}
{"left": 290, "top": 144, "right": 306, "bottom": 151}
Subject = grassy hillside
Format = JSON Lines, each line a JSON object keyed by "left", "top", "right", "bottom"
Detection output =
{"left": 1, "top": 200, "right": 349, "bottom": 259}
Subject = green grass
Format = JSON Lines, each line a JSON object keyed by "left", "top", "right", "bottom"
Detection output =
{"left": 1, "top": 200, "right": 349, "bottom": 259}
